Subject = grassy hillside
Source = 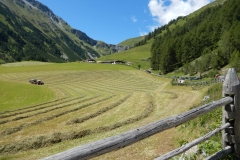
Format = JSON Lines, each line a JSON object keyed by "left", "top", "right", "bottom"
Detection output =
{"left": 118, "top": 36, "right": 145, "bottom": 47}
{"left": 149, "top": 0, "right": 238, "bottom": 74}
{"left": 97, "top": 0, "right": 229, "bottom": 71}
{"left": 98, "top": 39, "right": 153, "bottom": 70}
{"left": 0, "top": 61, "right": 205, "bottom": 160}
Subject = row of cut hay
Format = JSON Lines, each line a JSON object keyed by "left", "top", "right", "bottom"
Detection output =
{"left": 0, "top": 70, "right": 160, "bottom": 95}
{"left": 161, "top": 91, "right": 178, "bottom": 99}
{"left": 0, "top": 95, "right": 98, "bottom": 130}
{"left": 0, "top": 70, "right": 154, "bottom": 87}
{"left": 58, "top": 83, "right": 104, "bottom": 97}
{"left": 31, "top": 72, "right": 154, "bottom": 85}
{"left": 0, "top": 97, "right": 68, "bottom": 116}
{"left": 0, "top": 73, "right": 114, "bottom": 119}
{"left": 54, "top": 84, "right": 86, "bottom": 97}
{"left": 42, "top": 71, "right": 123, "bottom": 85}
{"left": 98, "top": 75, "right": 161, "bottom": 91}
{"left": 12, "top": 93, "right": 130, "bottom": 139}
{"left": 0, "top": 130, "right": 92, "bottom": 154}
{"left": 0, "top": 82, "right": 94, "bottom": 119}
{"left": 66, "top": 93, "right": 133, "bottom": 125}
{"left": 74, "top": 92, "right": 154, "bottom": 131}
{"left": 0, "top": 95, "right": 115, "bottom": 136}
{"left": 0, "top": 96, "right": 84, "bottom": 120}
{"left": 0, "top": 93, "right": 155, "bottom": 154}
{"left": 92, "top": 93, "right": 155, "bottom": 133}
{"left": 0, "top": 70, "right": 164, "bottom": 158}
{"left": 46, "top": 85, "right": 70, "bottom": 99}
{"left": 0, "top": 95, "right": 88, "bottom": 124}
{"left": 91, "top": 78, "right": 158, "bottom": 92}
{"left": 0, "top": 70, "right": 158, "bottom": 122}
{"left": 77, "top": 74, "right": 161, "bottom": 94}
{"left": 0, "top": 70, "right": 102, "bottom": 85}
{"left": 0, "top": 94, "right": 100, "bottom": 130}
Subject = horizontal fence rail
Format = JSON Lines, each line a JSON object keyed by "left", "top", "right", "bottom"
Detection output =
{"left": 205, "top": 146, "right": 233, "bottom": 160}
{"left": 155, "top": 123, "right": 231, "bottom": 160}
{"left": 42, "top": 97, "right": 233, "bottom": 160}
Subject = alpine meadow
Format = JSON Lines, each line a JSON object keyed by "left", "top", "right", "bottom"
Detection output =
{"left": 0, "top": 0, "right": 240, "bottom": 159}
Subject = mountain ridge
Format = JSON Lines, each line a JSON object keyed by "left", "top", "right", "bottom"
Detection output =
{"left": 0, "top": 0, "right": 132, "bottom": 63}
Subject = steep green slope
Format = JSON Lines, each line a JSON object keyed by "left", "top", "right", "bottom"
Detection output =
{"left": 151, "top": 0, "right": 240, "bottom": 74}
{"left": 0, "top": 0, "right": 89, "bottom": 62}
{"left": 0, "top": 0, "right": 130, "bottom": 63}
{"left": 118, "top": 36, "right": 145, "bottom": 47}
{"left": 98, "top": 39, "right": 153, "bottom": 69}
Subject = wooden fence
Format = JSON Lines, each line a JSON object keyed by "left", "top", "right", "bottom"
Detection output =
{"left": 171, "top": 78, "right": 224, "bottom": 90}
{"left": 41, "top": 68, "right": 240, "bottom": 160}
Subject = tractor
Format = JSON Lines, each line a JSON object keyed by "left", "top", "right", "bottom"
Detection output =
{"left": 29, "top": 79, "right": 44, "bottom": 85}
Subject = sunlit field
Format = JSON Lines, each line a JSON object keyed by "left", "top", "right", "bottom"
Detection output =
{"left": 0, "top": 62, "right": 203, "bottom": 160}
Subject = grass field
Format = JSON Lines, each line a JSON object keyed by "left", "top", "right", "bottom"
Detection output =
{"left": 0, "top": 61, "right": 204, "bottom": 160}
{"left": 98, "top": 39, "right": 154, "bottom": 70}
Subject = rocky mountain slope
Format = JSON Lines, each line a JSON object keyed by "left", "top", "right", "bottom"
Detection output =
{"left": 0, "top": 0, "right": 129, "bottom": 63}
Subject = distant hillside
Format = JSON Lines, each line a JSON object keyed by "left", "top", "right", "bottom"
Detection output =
{"left": 98, "top": 39, "right": 153, "bottom": 70}
{"left": 0, "top": 0, "right": 129, "bottom": 63}
{"left": 100, "top": 0, "right": 238, "bottom": 74}
{"left": 118, "top": 36, "right": 145, "bottom": 47}
{"left": 151, "top": 0, "right": 240, "bottom": 74}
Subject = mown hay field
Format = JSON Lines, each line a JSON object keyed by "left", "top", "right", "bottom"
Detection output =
{"left": 0, "top": 62, "right": 203, "bottom": 160}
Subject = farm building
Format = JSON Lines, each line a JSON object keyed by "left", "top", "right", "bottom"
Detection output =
{"left": 99, "top": 60, "right": 125, "bottom": 64}
{"left": 114, "top": 60, "right": 125, "bottom": 64}
{"left": 84, "top": 59, "right": 96, "bottom": 63}
{"left": 100, "top": 61, "right": 115, "bottom": 64}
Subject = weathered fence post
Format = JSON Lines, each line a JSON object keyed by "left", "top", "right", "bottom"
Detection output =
{"left": 222, "top": 68, "right": 240, "bottom": 159}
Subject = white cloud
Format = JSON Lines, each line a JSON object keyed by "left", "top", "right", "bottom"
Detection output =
{"left": 140, "top": 32, "right": 148, "bottom": 36}
{"left": 148, "top": 0, "right": 213, "bottom": 26}
{"left": 139, "top": 27, "right": 148, "bottom": 36}
{"left": 148, "top": 25, "right": 159, "bottom": 32}
{"left": 131, "top": 15, "right": 137, "bottom": 22}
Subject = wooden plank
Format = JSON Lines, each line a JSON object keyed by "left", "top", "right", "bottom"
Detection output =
{"left": 41, "top": 97, "right": 233, "bottom": 160}
{"left": 222, "top": 68, "right": 240, "bottom": 159}
{"left": 155, "top": 123, "right": 230, "bottom": 160}
{"left": 205, "top": 146, "right": 233, "bottom": 160}
{"left": 223, "top": 68, "right": 240, "bottom": 95}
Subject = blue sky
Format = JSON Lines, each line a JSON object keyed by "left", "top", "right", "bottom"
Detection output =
{"left": 38, "top": 0, "right": 213, "bottom": 45}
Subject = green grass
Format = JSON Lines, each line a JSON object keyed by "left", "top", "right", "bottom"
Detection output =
{"left": 0, "top": 61, "right": 135, "bottom": 73}
{"left": 175, "top": 83, "right": 223, "bottom": 159}
{"left": 0, "top": 80, "right": 56, "bottom": 112}
{"left": 118, "top": 36, "right": 145, "bottom": 47}
{"left": 0, "top": 61, "right": 207, "bottom": 160}
{"left": 98, "top": 39, "right": 153, "bottom": 70}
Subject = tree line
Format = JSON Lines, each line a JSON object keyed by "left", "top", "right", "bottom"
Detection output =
{"left": 146, "top": 0, "right": 240, "bottom": 74}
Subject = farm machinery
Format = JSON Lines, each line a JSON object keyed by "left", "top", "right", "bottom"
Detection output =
{"left": 29, "top": 79, "right": 44, "bottom": 85}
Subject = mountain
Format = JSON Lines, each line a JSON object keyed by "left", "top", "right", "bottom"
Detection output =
{"left": 99, "top": 0, "right": 240, "bottom": 75}
{"left": 150, "top": 0, "right": 240, "bottom": 74}
{"left": 0, "top": 0, "right": 129, "bottom": 63}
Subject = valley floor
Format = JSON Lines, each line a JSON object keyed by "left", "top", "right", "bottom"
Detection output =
{"left": 0, "top": 62, "right": 204, "bottom": 160}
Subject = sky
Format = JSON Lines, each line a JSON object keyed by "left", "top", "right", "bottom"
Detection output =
{"left": 37, "top": 0, "right": 214, "bottom": 45}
